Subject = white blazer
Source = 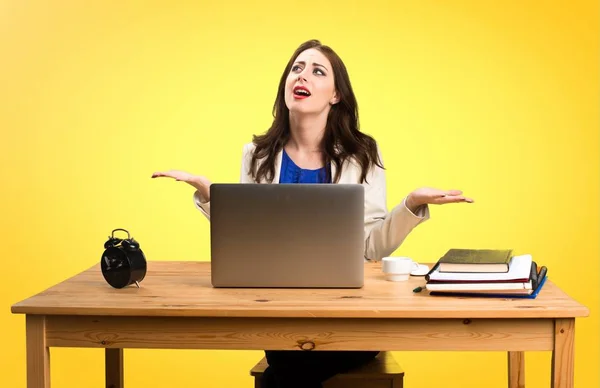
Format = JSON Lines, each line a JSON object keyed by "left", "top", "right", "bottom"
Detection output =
{"left": 194, "top": 142, "right": 430, "bottom": 261}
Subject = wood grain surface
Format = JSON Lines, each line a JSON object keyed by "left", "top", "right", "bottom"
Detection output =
{"left": 12, "top": 261, "right": 589, "bottom": 319}
{"left": 43, "top": 315, "right": 554, "bottom": 351}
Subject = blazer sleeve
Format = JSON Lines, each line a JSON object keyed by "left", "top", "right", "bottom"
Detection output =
{"left": 192, "top": 143, "right": 255, "bottom": 220}
{"left": 362, "top": 149, "right": 430, "bottom": 261}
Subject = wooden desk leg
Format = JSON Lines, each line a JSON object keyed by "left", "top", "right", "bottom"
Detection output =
{"left": 507, "top": 351, "right": 525, "bottom": 388}
{"left": 26, "top": 315, "right": 50, "bottom": 388}
{"left": 105, "top": 349, "right": 124, "bottom": 388}
{"left": 551, "top": 318, "right": 575, "bottom": 388}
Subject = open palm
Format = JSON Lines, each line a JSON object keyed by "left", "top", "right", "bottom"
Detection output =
{"left": 407, "top": 187, "right": 473, "bottom": 211}
{"left": 152, "top": 170, "right": 212, "bottom": 200}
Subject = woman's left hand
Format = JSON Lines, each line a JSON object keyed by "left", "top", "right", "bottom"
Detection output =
{"left": 405, "top": 187, "right": 474, "bottom": 213}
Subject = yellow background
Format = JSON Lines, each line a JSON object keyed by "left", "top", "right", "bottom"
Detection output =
{"left": 1, "top": 1, "right": 598, "bottom": 387}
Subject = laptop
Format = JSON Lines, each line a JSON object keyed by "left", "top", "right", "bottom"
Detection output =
{"left": 209, "top": 183, "right": 365, "bottom": 288}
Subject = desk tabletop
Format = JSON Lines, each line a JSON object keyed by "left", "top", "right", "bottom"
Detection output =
{"left": 11, "top": 261, "right": 589, "bottom": 319}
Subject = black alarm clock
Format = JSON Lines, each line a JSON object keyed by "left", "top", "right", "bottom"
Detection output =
{"left": 101, "top": 228, "right": 147, "bottom": 289}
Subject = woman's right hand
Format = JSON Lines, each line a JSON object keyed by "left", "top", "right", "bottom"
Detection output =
{"left": 151, "top": 170, "right": 212, "bottom": 201}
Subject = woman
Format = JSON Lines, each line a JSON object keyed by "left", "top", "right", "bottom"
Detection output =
{"left": 153, "top": 39, "right": 473, "bottom": 388}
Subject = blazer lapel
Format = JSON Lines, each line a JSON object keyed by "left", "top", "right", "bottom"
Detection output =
{"left": 330, "top": 159, "right": 337, "bottom": 183}
{"left": 271, "top": 149, "right": 283, "bottom": 184}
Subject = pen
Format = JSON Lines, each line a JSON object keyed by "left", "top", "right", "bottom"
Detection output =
{"left": 537, "top": 266, "right": 548, "bottom": 288}
{"left": 413, "top": 285, "right": 425, "bottom": 293}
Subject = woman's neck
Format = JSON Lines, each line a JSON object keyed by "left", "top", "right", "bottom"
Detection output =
{"left": 287, "top": 112, "right": 327, "bottom": 153}
{"left": 286, "top": 112, "right": 327, "bottom": 169}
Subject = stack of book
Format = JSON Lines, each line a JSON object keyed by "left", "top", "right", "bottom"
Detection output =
{"left": 425, "top": 249, "right": 547, "bottom": 298}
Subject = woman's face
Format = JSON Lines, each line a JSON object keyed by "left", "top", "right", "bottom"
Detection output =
{"left": 284, "top": 48, "right": 339, "bottom": 116}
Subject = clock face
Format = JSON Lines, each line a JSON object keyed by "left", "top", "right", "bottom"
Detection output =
{"left": 101, "top": 246, "right": 131, "bottom": 288}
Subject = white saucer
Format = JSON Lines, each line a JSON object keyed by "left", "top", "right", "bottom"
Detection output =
{"left": 411, "top": 264, "right": 430, "bottom": 276}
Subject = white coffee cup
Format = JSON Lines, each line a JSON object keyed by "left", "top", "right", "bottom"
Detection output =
{"left": 382, "top": 257, "right": 419, "bottom": 281}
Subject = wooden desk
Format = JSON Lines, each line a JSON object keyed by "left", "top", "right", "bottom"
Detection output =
{"left": 12, "top": 261, "right": 589, "bottom": 388}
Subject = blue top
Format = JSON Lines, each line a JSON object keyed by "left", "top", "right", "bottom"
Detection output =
{"left": 279, "top": 148, "right": 331, "bottom": 184}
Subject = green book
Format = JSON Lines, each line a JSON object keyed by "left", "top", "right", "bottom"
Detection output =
{"left": 437, "top": 249, "right": 513, "bottom": 273}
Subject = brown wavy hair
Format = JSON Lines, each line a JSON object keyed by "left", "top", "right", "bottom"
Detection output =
{"left": 249, "top": 39, "right": 383, "bottom": 184}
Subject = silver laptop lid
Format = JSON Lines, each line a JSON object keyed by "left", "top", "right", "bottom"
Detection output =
{"left": 210, "top": 183, "right": 365, "bottom": 288}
